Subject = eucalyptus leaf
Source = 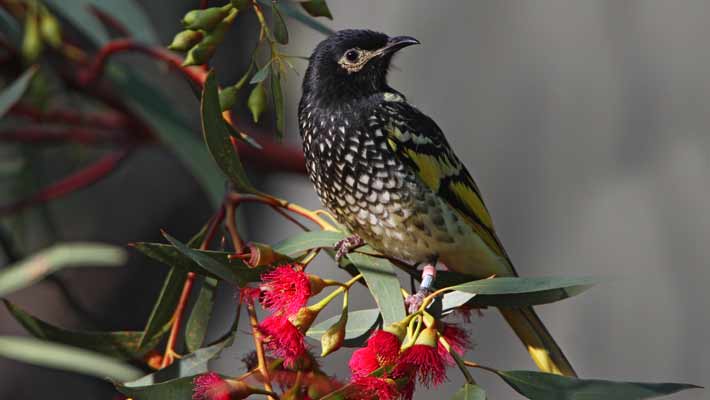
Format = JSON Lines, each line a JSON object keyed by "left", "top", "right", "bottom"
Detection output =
{"left": 117, "top": 376, "right": 194, "bottom": 399}
{"left": 249, "top": 63, "right": 271, "bottom": 84}
{"left": 307, "top": 308, "right": 381, "bottom": 347}
{"left": 185, "top": 276, "right": 219, "bottom": 353}
{"left": 497, "top": 370, "right": 701, "bottom": 400}
{"left": 345, "top": 253, "right": 405, "bottom": 326}
{"left": 449, "top": 276, "right": 596, "bottom": 307}
{"left": 270, "top": 63, "right": 285, "bottom": 138}
{"left": 201, "top": 70, "right": 256, "bottom": 193}
{"left": 273, "top": 230, "right": 346, "bottom": 256}
{"left": 451, "top": 384, "right": 487, "bottom": 400}
{"left": 3, "top": 300, "right": 152, "bottom": 360}
{"left": 300, "top": 0, "right": 333, "bottom": 19}
{"left": 272, "top": 3, "right": 289, "bottom": 44}
{"left": 0, "top": 243, "right": 126, "bottom": 297}
{"left": 258, "top": 0, "right": 333, "bottom": 36}
{"left": 0, "top": 67, "right": 36, "bottom": 118}
{"left": 0, "top": 336, "right": 143, "bottom": 382}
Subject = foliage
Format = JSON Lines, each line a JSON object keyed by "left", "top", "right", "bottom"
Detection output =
{"left": 0, "top": 1, "right": 700, "bottom": 399}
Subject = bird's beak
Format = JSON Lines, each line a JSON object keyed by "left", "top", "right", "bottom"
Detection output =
{"left": 381, "top": 36, "right": 420, "bottom": 55}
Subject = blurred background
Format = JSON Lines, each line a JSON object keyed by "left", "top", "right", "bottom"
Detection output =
{"left": 0, "top": 1, "right": 708, "bottom": 399}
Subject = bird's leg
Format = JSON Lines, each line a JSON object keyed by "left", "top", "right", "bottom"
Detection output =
{"left": 405, "top": 263, "right": 437, "bottom": 313}
{"left": 334, "top": 234, "right": 365, "bottom": 261}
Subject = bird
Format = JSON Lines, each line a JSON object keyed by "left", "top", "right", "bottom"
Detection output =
{"left": 298, "top": 29, "right": 576, "bottom": 377}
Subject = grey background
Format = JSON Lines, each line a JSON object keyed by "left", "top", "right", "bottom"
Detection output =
{"left": 1, "top": 1, "right": 708, "bottom": 399}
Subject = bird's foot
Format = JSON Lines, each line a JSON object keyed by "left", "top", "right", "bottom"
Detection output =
{"left": 405, "top": 263, "right": 438, "bottom": 313}
{"left": 334, "top": 234, "right": 365, "bottom": 261}
{"left": 405, "top": 288, "right": 432, "bottom": 313}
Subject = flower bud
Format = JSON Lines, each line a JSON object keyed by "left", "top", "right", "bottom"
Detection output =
{"left": 414, "top": 326, "right": 439, "bottom": 348}
{"left": 168, "top": 29, "right": 204, "bottom": 52}
{"left": 242, "top": 242, "right": 288, "bottom": 268}
{"left": 21, "top": 13, "right": 43, "bottom": 63}
{"left": 308, "top": 274, "right": 327, "bottom": 296}
{"left": 320, "top": 311, "right": 347, "bottom": 357}
{"left": 182, "top": 40, "right": 216, "bottom": 66}
{"left": 383, "top": 319, "right": 408, "bottom": 342}
{"left": 247, "top": 82, "right": 267, "bottom": 123}
{"left": 182, "top": 7, "right": 229, "bottom": 31}
{"left": 219, "top": 85, "right": 238, "bottom": 111}
{"left": 39, "top": 11, "right": 61, "bottom": 48}
{"left": 289, "top": 305, "right": 320, "bottom": 332}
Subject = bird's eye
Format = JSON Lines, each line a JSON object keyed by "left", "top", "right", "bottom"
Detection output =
{"left": 345, "top": 49, "right": 360, "bottom": 63}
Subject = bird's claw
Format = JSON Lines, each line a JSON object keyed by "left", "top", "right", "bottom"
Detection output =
{"left": 334, "top": 234, "right": 364, "bottom": 261}
{"left": 405, "top": 288, "right": 432, "bottom": 314}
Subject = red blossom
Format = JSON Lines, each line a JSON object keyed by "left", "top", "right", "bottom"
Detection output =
{"left": 260, "top": 265, "right": 311, "bottom": 316}
{"left": 237, "top": 286, "right": 261, "bottom": 305}
{"left": 348, "top": 347, "right": 380, "bottom": 378}
{"left": 396, "top": 344, "right": 447, "bottom": 388}
{"left": 193, "top": 372, "right": 231, "bottom": 400}
{"left": 437, "top": 324, "right": 471, "bottom": 364}
{"left": 366, "top": 330, "right": 401, "bottom": 365}
{"left": 350, "top": 376, "right": 399, "bottom": 400}
{"left": 258, "top": 315, "right": 307, "bottom": 367}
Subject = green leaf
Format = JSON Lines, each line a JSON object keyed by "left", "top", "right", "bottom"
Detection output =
{"left": 0, "top": 243, "right": 125, "bottom": 297}
{"left": 247, "top": 82, "right": 267, "bottom": 123}
{"left": 258, "top": 0, "right": 333, "bottom": 36}
{"left": 448, "top": 276, "right": 596, "bottom": 307}
{"left": 273, "top": 230, "right": 346, "bottom": 256}
{"left": 497, "top": 370, "right": 701, "bottom": 400}
{"left": 0, "top": 7, "right": 21, "bottom": 44}
{"left": 345, "top": 253, "right": 405, "bottom": 326}
{"left": 201, "top": 70, "right": 256, "bottom": 193}
{"left": 300, "top": 0, "right": 333, "bottom": 19}
{"left": 270, "top": 63, "right": 285, "bottom": 138}
{"left": 44, "top": 0, "right": 159, "bottom": 45}
{"left": 162, "top": 232, "right": 264, "bottom": 286}
{"left": 272, "top": 3, "right": 289, "bottom": 44}
{"left": 249, "top": 63, "right": 271, "bottom": 84}
{"left": 307, "top": 308, "right": 380, "bottom": 347}
{"left": 0, "top": 336, "right": 143, "bottom": 382}
{"left": 0, "top": 67, "right": 36, "bottom": 118}
{"left": 184, "top": 276, "right": 218, "bottom": 353}
{"left": 109, "top": 66, "right": 224, "bottom": 206}
{"left": 452, "top": 384, "right": 487, "bottom": 400}
{"left": 3, "top": 300, "right": 153, "bottom": 360}
{"left": 117, "top": 376, "right": 194, "bottom": 400}
{"left": 132, "top": 243, "right": 229, "bottom": 279}
{"left": 138, "top": 267, "right": 187, "bottom": 350}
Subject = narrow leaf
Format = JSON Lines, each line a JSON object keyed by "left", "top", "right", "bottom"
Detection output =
{"left": 258, "top": 0, "right": 333, "bottom": 36}
{"left": 138, "top": 267, "right": 187, "bottom": 350}
{"left": 270, "top": 63, "right": 285, "bottom": 138}
{"left": 307, "top": 308, "right": 381, "bottom": 347}
{"left": 0, "top": 336, "right": 143, "bottom": 382}
{"left": 497, "top": 370, "right": 701, "bottom": 400}
{"left": 272, "top": 3, "right": 289, "bottom": 44}
{"left": 0, "top": 243, "right": 126, "bottom": 297}
{"left": 300, "top": 0, "right": 333, "bottom": 19}
{"left": 345, "top": 253, "right": 405, "bottom": 326}
{"left": 449, "top": 276, "right": 596, "bottom": 307}
{"left": 201, "top": 70, "right": 256, "bottom": 193}
{"left": 117, "top": 376, "right": 194, "bottom": 399}
{"left": 273, "top": 230, "right": 346, "bottom": 256}
{"left": 452, "top": 384, "right": 487, "bottom": 400}
{"left": 162, "top": 232, "right": 260, "bottom": 286}
{"left": 0, "top": 67, "right": 36, "bottom": 118}
{"left": 184, "top": 276, "right": 219, "bottom": 353}
{"left": 3, "top": 300, "right": 152, "bottom": 360}
{"left": 249, "top": 63, "right": 271, "bottom": 84}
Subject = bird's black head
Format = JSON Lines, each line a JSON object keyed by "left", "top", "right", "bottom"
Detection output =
{"left": 301, "top": 29, "right": 419, "bottom": 106}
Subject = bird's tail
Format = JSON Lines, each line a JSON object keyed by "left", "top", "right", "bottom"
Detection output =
{"left": 499, "top": 306, "right": 577, "bottom": 377}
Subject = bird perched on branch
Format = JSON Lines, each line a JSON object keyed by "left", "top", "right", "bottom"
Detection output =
{"left": 298, "top": 29, "right": 576, "bottom": 377}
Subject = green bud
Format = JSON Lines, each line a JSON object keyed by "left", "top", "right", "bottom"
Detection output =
{"left": 168, "top": 29, "right": 204, "bottom": 52}
{"left": 384, "top": 319, "right": 408, "bottom": 342}
{"left": 21, "top": 13, "right": 43, "bottom": 63}
{"left": 320, "top": 312, "right": 347, "bottom": 357}
{"left": 182, "top": 40, "right": 216, "bottom": 66}
{"left": 289, "top": 305, "right": 320, "bottom": 332}
{"left": 218, "top": 85, "right": 238, "bottom": 111}
{"left": 39, "top": 11, "right": 61, "bottom": 48}
{"left": 247, "top": 82, "right": 267, "bottom": 123}
{"left": 414, "top": 326, "right": 438, "bottom": 348}
{"left": 182, "top": 7, "right": 229, "bottom": 31}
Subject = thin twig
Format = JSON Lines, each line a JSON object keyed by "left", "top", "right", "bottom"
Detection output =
{"left": 247, "top": 301, "right": 276, "bottom": 400}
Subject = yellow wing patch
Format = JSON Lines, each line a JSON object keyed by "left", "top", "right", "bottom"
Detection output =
{"left": 449, "top": 180, "right": 493, "bottom": 229}
{"left": 405, "top": 151, "right": 442, "bottom": 192}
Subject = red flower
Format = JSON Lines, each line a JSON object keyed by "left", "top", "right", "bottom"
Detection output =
{"left": 366, "top": 330, "right": 401, "bottom": 365}
{"left": 258, "top": 315, "right": 307, "bottom": 367}
{"left": 348, "top": 347, "right": 380, "bottom": 378}
{"left": 193, "top": 372, "right": 231, "bottom": 400}
{"left": 350, "top": 376, "right": 399, "bottom": 400}
{"left": 396, "top": 344, "right": 447, "bottom": 388}
{"left": 237, "top": 286, "right": 261, "bottom": 305}
{"left": 260, "top": 265, "right": 311, "bottom": 316}
{"left": 437, "top": 324, "right": 471, "bottom": 364}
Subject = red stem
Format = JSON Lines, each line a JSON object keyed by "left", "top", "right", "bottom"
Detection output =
{"left": 0, "top": 148, "right": 131, "bottom": 216}
{"left": 9, "top": 103, "right": 132, "bottom": 130}
{"left": 232, "top": 135, "right": 306, "bottom": 174}
{"left": 0, "top": 127, "right": 144, "bottom": 145}
{"left": 79, "top": 39, "right": 207, "bottom": 87}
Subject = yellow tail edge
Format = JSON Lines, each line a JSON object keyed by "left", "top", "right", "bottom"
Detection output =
{"left": 499, "top": 306, "right": 577, "bottom": 377}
